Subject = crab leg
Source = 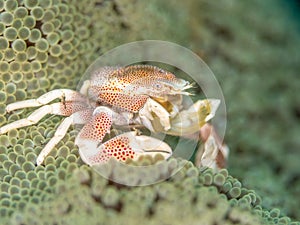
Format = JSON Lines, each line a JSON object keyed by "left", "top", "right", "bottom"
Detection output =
{"left": 36, "top": 109, "right": 93, "bottom": 165}
{"left": 1, "top": 105, "right": 53, "bottom": 134}
{"left": 36, "top": 116, "right": 74, "bottom": 165}
{"left": 0, "top": 99, "right": 90, "bottom": 165}
{"left": 0, "top": 102, "right": 87, "bottom": 135}
{"left": 6, "top": 89, "right": 86, "bottom": 112}
{"left": 195, "top": 123, "right": 229, "bottom": 171}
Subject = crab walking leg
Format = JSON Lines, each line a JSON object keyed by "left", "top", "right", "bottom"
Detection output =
{"left": 0, "top": 105, "right": 52, "bottom": 134}
{"left": 0, "top": 102, "right": 88, "bottom": 135}
{"left": 36, "top": 109, "right": 93, "bottom": 165}
{"left": 36, "top": 116, "right": 73, "bottom": 165}
{"left": 6, "top": 89, "right": 87, "bottom": 112}
{"left": 195, "top": 123, "right": 229, "bottom": 170}
{"left": 84, "top": 132, "right": 172, "bottom": 166}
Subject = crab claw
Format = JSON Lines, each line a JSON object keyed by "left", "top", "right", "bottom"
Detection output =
{"left": 80, "top": 131, "right": 172, "bottom": 166}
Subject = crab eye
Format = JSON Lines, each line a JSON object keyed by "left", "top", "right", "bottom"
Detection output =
{"left": 154, "top": 83, "right": 162, "bottom": 89}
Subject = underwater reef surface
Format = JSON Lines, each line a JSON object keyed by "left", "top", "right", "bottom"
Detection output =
{"left": 2, "top": 157, "right": 295, "bottom": 225}
{"left": 0, "top": 0, "right": 300, "bottom": 224}
{"left": 187, "top": 0, "right": 300, "bottom": 221}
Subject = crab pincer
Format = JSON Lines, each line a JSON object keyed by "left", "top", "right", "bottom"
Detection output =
{"left": 75, "top": 107, "right": 172, "bottom": 165}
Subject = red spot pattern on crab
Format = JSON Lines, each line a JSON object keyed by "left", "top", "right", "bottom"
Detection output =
{"left": 79, "top": 112, "right": 112, "bottom": 141}
{"left": 58, "top": 102, "right": 88, "bottom": 116}
{"left": 89, "top": 65, "right": 179, "bottom": 113}
{"left": 98, "top": 93, "right": 148, "bottom": 112}
{"left": 120, "top": 65, "right": 177, "bottom": 84}
{"left": 89, "top": 136, "right": 136, "bottom": 163}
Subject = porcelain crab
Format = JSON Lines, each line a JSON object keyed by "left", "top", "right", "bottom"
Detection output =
{"left": 0, "top": 65, "right": 228, "bottom": 169}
